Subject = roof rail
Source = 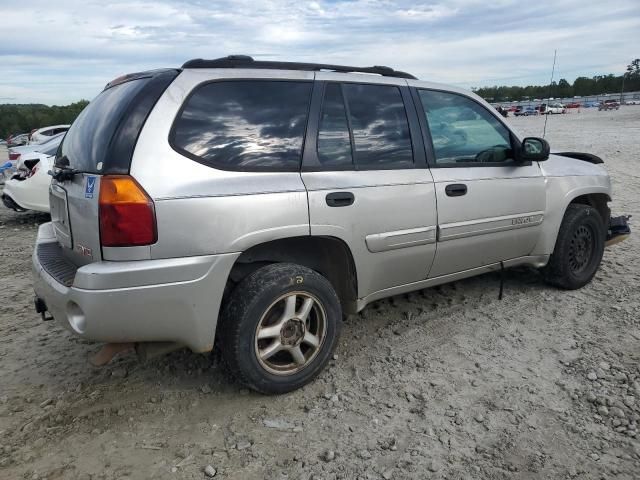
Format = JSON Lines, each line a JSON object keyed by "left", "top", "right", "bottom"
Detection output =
{"left": 181, "top": 55, "right": 417, "bottom": 80}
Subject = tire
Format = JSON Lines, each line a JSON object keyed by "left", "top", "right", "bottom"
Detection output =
{"left": 543, "top": 204, "right": 606, "bottom": 289}
{"left": 218, "top": 263, "right": 342, "bottom": 394}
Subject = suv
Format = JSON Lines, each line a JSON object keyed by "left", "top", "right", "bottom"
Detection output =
{"left": 541, "top": 103, "right": 566, "bottom": 114}
{"left": 33, "top": 56, "right": 628, "bottom": 394}
{"left": 598, "top": 99, "right": 620, "bottom": 111}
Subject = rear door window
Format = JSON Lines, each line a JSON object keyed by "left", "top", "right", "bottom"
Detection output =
{"left": 343, "top": 83, "right": 413, "bottom": 169}
{"left": 317, "top": 83, "right": 353, "bottom": 167}
{"left": 315, "top": 83, "right": 414, "bottom": 170}
{"left": 171, "top": 81, "right": 312, "bottom": 171}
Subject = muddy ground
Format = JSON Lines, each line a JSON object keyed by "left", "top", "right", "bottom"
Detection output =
{"left": 1, "top": 107, "right": 639, "bottom": 480}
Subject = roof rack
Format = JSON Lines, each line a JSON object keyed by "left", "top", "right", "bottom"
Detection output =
{"left": 181, "top": 55, "right": 417, "bottom": 80}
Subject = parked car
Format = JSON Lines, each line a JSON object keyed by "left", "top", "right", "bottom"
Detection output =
{"left": 29, "top": 125, "right": 70, "bottom": 145}
{"left": 582, "top": 102, "right": 598, "bottom": 108}
{"left": 7, "top": 133, "right": 29, "bottom": 147}
{"left": 2, "top": 144, "right": 57, "bottom": 213}
{"left": 8, "top": 132, "right": 65, "bottom": 161}
{"left": 598, "top": 100, "right": 619, "bottom": 111}
{"left": 624, "top": 99, "right": 640, "bottom": 105}
{"left": 565, "top": 102, "right": 581, "bottom": 109}
{"left": 33, "top": 56, "right": 629, "bottom": 394}
{"left": 494, "top": 105, "right": 508, "bottom": 117}
{"left": 514, "top": 106, "right": 538, "bottom": 116}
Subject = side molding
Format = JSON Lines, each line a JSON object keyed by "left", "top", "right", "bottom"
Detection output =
{"left": 365, "top": 226, "right": 436, "bottom": 253}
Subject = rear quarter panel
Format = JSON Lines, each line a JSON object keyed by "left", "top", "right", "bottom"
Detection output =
{"left": 130, "top": 69, "right": 313, "bottom": 258}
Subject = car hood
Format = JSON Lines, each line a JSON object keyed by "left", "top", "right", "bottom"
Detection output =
{"left": 540, "top": 153, "right": 608, "bottom": 177}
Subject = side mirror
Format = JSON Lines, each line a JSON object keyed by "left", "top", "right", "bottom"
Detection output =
{"left": 518, "top": 137, "right": 550, "bottom": 162}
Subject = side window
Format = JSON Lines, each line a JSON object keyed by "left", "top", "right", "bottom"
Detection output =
{"left": 317, "top": 83, "right": 353, "bottom": 167}
{"left": 343, "top": 84, "right": 413, "bottom": 168}
{"left": 172, "top": 80, "right": 312, "bottom": 171}
{"left": 419, "top": 90, "right": 513, "bottom": 165}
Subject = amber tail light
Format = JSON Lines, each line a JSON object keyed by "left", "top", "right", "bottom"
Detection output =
{"left": 99, "top": 175, "right": 157, "bottom": 247}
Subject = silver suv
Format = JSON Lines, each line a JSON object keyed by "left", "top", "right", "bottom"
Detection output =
{"left": 33, "top": 56, "right": 629, "bottom": 393}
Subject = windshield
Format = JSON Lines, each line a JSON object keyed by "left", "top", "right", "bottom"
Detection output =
{"left": 40, "top": 142, "right": 60, "bottom": 157}
{"left": 39, "top": 132, "right": 65, "bottom": 146}
{"left": 56, "top": 78, "right": 149, "bottom": 173}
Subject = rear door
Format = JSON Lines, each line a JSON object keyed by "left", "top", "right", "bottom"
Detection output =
{"left": 413, "top": 88, "right": 546, "bottom": 278}
{"left": 302, "top": 76, "right": 437, "bottom": 299}
{"left": 50, "top": 71, "right": 178, "bottom": 266}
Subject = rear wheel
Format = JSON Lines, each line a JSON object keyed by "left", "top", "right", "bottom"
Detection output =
{"left": 218, "top": 263, "right": 342, "bottom": 394}
{"left": 543, "top": 204, "right": 606, "bottom": 289}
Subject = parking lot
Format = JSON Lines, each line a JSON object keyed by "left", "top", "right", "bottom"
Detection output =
{"left": 1, "top": 107, "right": 639, "bottom": 479}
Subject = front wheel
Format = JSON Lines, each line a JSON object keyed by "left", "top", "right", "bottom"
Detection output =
{"left": 218, "top": 263, "right": 342, "bottom": 394}
{"left": 543, "top": 204, "right": 606, "bottom": 289}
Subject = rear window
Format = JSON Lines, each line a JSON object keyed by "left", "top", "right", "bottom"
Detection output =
{"left": 57, "top": 78, "right": 150, "bottom": 173}
{"left": 171, "top": 80, "right": 312, "bottom": 171}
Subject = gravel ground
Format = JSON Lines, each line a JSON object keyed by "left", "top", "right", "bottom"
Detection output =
{"left": 1, "top": 107, "right": 639, "bottom": 480}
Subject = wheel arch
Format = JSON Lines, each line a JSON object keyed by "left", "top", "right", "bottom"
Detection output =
{"left": 533, "top": 183, "right": 611, "bottom": 256}
{"left": 224, "top": 236, "right": 359, "bottom": 315}
{"left": 567, "top": 192, "right": 611, "bottom": 227}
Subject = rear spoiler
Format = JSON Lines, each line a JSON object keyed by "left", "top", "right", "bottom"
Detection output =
{"left": 104, "top": 68, "right": 180, "bottom": 90}
{"left": 553, "top": 152, "right": 603, "bottom": 164}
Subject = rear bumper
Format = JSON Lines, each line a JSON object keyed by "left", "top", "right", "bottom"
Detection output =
{"left": 32, "top": 222, "right": 240, "bottom": 352}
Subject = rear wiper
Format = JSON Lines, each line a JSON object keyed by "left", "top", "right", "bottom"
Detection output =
{"left": 48, "top": 165, "right": 79, "bottom": 182}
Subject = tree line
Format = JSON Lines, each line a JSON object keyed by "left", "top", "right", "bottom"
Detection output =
{"left": 474, "top": 59, "right": 640, "bottom": 102}
{"left": 0, "top": 101, "right": 89, "bottom": 140}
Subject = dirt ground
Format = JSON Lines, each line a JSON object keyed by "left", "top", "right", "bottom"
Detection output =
{"left": 1, "top": 107, "right": 639, "bottom": 480}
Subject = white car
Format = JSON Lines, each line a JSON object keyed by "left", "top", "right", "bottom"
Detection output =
{"left": 9, "top": 132, "right": 65, "bottom": 159}
{"left": 2, "top": 144, "right": 57, "bottom": 213}
{"left": 543, "top": 103, "right": 566, "bottom": 114}
{"left": 29, "top": 125, "right": 70, "bottom": 145}
{"left": 6, "top": 132, "right": 65, "bottom": 179}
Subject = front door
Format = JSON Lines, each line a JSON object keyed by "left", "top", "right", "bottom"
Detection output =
{"left": 413, "top": 88, "right": 546, "bottom": 278}
{"left": 301, "top": 77, "right": 438, "bottom": 299}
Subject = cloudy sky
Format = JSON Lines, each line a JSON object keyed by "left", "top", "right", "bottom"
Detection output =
{"left": 1, "top": 0, "right": 639, "bottom": 105}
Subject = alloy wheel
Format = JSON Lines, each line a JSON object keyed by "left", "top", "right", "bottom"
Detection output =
{"left": 254, "top": 292, "right": 327, "bottom": 375}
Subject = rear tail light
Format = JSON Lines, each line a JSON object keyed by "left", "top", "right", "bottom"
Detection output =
{"left": 99, "top": 175, "right": 157, "bottom": 247}
{"left": 9, "top": 152, "right": 20, "bottom": 161}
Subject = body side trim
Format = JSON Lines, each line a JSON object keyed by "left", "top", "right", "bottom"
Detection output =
{"left": 439, "top": 212, "right": 545, "bottom": 241}
{"left": 365, "top": 226, "right": 437, "bottom": 253}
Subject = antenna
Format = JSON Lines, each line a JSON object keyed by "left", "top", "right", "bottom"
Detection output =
{"left": 543, "top": 49, "right": 557, "bottom": 138}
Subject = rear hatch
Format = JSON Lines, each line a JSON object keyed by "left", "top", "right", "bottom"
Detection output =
{"left": 50, "top": 69, "right": 179, "bottom": 267}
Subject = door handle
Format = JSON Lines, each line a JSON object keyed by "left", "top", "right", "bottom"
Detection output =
{"left": 445, "top": 184, "right": 467, "bottom": 197}
{"left": 326, "top": 192, "right": 355, "bottom": 207}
